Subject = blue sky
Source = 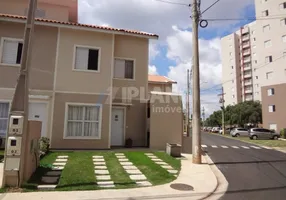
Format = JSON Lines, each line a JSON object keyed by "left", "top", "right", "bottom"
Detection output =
{"left": 79, "top": 0, "right": 256, "bottom": 116}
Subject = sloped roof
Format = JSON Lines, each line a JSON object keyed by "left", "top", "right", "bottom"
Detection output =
{"left": 0, "top": 14, "right": 159, "bottom": 39}
{"left": 148, "top": 75, "right": 177, "bottom": 84}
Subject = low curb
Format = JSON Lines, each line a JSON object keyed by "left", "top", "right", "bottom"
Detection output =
{"left": 199, "top": 154, "right": 229, "bottom": 200}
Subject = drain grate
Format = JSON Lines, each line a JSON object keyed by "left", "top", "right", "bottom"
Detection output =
{"left": 170, "top": 183, "right": 194, "bottom": 191}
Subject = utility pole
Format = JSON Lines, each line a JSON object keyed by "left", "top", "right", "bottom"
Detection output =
{"left": 218, "top": 87, "right": 226, "bottom": 135}
{"left": 186, "top": 69, "right": 190, "bottom": 137}
{"left": 202, "top": 106, "right": 205, "bottom": 128}
{"left": 192, "top": 0, "right": 202, "bottom": 164}
{"left": 3, "top": 0, "right": 37, "bottom": 187}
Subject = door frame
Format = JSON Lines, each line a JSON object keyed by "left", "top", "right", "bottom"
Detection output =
{"left": 29, "top": 100, "right": 49, "bottom": 138}
{"left": 111, "top": 106, "right": 126, "bottom": 146}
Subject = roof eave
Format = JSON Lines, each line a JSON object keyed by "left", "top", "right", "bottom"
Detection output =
{"left": 0, "top": 16, "right": 159, "bottom": 40}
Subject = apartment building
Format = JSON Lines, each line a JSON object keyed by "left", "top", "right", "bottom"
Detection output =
{"left": 0, "top": 0, "right": 167, "bottom": 149}
{"left": 221, "top": 0, "right": 286, "bottom": 131}
{"left": 221, "top": 0, "right": 286, "bottom": 106}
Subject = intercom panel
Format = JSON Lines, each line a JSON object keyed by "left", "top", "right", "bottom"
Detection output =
{"left": 9, "top": 115, "right": 24, "bottom": 135}
{"left": 6, "top": 136, "right": 22, "bottom": 156}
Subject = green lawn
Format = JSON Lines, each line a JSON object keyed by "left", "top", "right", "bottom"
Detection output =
{"left": 23, "top": 151, "right": 181, "bottom": 191}
{"left": 221, "top": 134, "right": 286, "bottom": 147}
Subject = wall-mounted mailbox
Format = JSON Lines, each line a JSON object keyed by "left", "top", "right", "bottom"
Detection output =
{"left": 9, "top": 115, "right": 24, "bottom": 135}
{"left": 6, "top": 136, "right": 22, "bottom": 156}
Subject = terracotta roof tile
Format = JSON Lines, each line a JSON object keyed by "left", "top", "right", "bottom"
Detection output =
{"left": 148, "top": 75, "right": 177, "bottom": 84}
{"left": 0, "top": 14, "right": 159, "bottom": 38}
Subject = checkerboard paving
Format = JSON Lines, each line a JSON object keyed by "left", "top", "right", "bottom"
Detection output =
{"left": 93, "top": 155, "right": 115, "bottom": 188}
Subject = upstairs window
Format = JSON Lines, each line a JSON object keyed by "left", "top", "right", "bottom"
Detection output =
{"left": 114, "top": 58, "right": 135, "bottom": 80}
{"left": 264, "top": 40, "right": 272, "bottom": 48}
{"left": 0, "top": 38, "right": 23, "bottom": 66}
{"left": 266, "top": 71, "right": 273, "bottom": 80}
{"left": 268, "top": 105, "right": 276, "bottom": 112}
{"left": 283, "top": 35, "right": 286, "bottom": 43}
{"left": 279, "top": 2, "right": 286, "bottom": 10}
{"left": 262, "top": 10, "right": 269, "bottom": 17}
{"left": 263, "top": 24, "right": 270, "bottom": 32}
{"left": 265, "top": 56, "right": 273, "bottom": 63}
{"left": 74, "top": 46, "right": 100, "bottom": 72}
{"left": 267, "top": 88, "right": 275, "bottom": 96}
{"left": 281, "top": 18, "right": 286, "bottom": 26}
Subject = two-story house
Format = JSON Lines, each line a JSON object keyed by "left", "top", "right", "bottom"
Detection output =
{"left": 148, "top": 75, "right": 177, "bottom": 93}
{"left": 0, "top": 0, "right": 159, "bottom": 149}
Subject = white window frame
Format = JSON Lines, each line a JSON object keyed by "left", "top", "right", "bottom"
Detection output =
{"left": 282, "top": 35, "right": 286, "bottom": 43}
{"left": 267, "top": 88, "right": 274, "bottom": 96}
{"left": 262, "top": 10, "right": 269, "bottom": 17}
{"left": 268, "top": 105, "right": 275, "bottom": 113}
{"left": 265, "top": 55, "right": 272, "bottom": 63}
{"left": 0, "top": 100, "right": 11, "bottom": 138}
{"left": 264, "top": 40, "right": 272, "bottom": 48}
{"left": 263, "top": 24, "right": 270, "bottom": 32}
{"left": 113, "top": 57, "right": 136, "bottom": 81}
{"left": 0, "top": 37, "right": 23, "bottom": 67}
{"left": 72, "top": 45, "right": 101, "bottom": 73}
{"left": 63, "top": 103, "right": 102, "bottom": 140}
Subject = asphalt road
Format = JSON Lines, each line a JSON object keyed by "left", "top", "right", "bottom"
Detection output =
{"left": 202, "top": 132, "right": 286, "bottom": 200}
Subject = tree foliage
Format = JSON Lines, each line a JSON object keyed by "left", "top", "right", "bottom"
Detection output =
{"left": 204, "top": 101, "right": 262, "bottom": 127}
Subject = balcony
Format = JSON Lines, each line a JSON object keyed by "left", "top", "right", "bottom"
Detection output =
{"left": 241, "top": 27, "right": 249, "bottom": 35}
{"left": 244, "top": 73, "right": 252, "bottom": 79}
{"left": 244, "top": 80, "right": 252, "bottom": 86}
{"left": 244, "top": 65, "right": 251, "bottom": 71}
{"left": 243, "top": 49, "right": 251, "bottom": 56}
{"left": 242, "top": 35, "right": 250, "bottom": 42}
{"left": 245, "top": 95, "right": 253, "bottom": 101}
{"left": 245, "top": 88, "right": 253, "bottom": 94}
{"left": 242, "top": 42, "right": 250, "bottom": 49}
{"left": 243, "top": 57, "right": 251, "bottom": 64}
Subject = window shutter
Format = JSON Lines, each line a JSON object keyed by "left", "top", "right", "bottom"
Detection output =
{"left": 125, "top": 60, "right": 134, "bottom": 79}
{"left": 114, "top": 59, "right": 125, "bottom": 78}
{"left": 75, "top": 47, "right": 89, "bottom": 70}
{"left": 1, "top": 40, "right": 19, "bottom": 64}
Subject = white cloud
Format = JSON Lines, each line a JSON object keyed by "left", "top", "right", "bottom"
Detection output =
{"left": 149, "top": 41, "right": 160, "bottom": 60}
{"left": 148, "top": 65, "right": 158, "bottom": 75}
{"left": 166, "top": 27, "right": 222, "bottom": 116}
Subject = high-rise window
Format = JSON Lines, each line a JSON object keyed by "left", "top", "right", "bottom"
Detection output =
{"left": 264, "top": 40, "right": 272, "bottom": 48}
{"left": 263, "top": 24, "right": 270, "bottom": 32}
{"left": 262, "top": 10, "right": 269, "bottom": 17}
{"left": 265, "top": 56, "right": 273, "bottom": 63}
{"left": 266, "top": 71, "right": 273, "bottom": 80}
{"left": 279, "top": 2, "right": 286, "bottom": 10}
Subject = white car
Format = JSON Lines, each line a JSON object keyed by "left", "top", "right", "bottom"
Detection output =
{"left": 212, "top": 127, "right": 220, "bottom": 133}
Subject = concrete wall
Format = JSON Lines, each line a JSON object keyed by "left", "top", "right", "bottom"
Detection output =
{"left": 113, "top": 35, "right": 149, "bottom": 100}
{"left": 0, "top": 0, "right": 70, "bottom": 22}
{"left": 55, "top": 28, "right": 113, "bottom": 94}
{"left": 262, "top": 83, "right": 286, "bottom": 132}
{"left": 149, "top": 93, "right": 183, "bottom": 150}
{"left": 0, "top": 21, "right": 58, "bottom": 90}
{"left": 51, "top": 92, "right": 111, "bottom": 149}
{"left": 148, "top": 83, "right": 172, "bottom": 93}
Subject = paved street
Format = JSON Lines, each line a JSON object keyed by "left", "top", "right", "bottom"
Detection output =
{"left": 202, "top": 132, "right": 286, "bottom": 200}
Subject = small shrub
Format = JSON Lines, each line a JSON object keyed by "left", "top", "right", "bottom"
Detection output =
{"left": 39, "top": 137, "right": 50, "bottom": 157}
{"left": 280, "top": 128, "right": 286, "bottom": 139}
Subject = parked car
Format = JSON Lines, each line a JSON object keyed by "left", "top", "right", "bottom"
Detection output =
{"left": 212, "top": 127, "right": 220, "bottom": 133}
{"left": 230, "top": 128, "right": 249, "bottom": 137}
{"left": 249, "top": 128, "right": 280, "bottom": 140}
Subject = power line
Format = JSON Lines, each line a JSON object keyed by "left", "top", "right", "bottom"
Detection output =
{"left": 201, "top": 54, "right": 285, "bottom": 92}
{"left": 201, "top": 0, "right": 220, "bottom": 15}
{"left": 153, "top": 0, "right": 190, "bottom": 6}
{"left": 203, "top": 14, "right": 286, "bottom": 22}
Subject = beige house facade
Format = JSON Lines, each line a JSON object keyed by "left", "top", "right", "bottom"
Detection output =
{"left": 0, "top": 0, "right": 176, "bottom": 150}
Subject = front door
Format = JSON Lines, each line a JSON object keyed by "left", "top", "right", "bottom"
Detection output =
{"left": 28, "top": 102, "right": 48, "bottom": 137}
{"left": 111, "top": 108, "right": 124, "bottom": 146}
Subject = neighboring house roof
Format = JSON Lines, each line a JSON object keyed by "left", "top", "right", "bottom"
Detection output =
{"left": 148, "top": 75, "right": 177, "bottom": 84}
{"left": 0, "top": 14, "right": 159, "bottom": 39}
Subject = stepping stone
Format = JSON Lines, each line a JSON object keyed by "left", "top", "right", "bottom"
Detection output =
{"left": 41, "top": 176, "right": 60, "bottom": 184}
{"left": 99, "top": 184, "right": 115, "bottom": 188}
{"left": 95, "top": 166, "right": 107, "bottom": 169}
{"left": 151, "top": 158, "right": 162, "bottom": 162}
{"left": 155, "top": 161, "right": 168, "bottom": 165}
{"left": 57, "top": 156, "right": 68, "bottom": 159}
{"left": 94, "top": 162, "right": 106, "bottom": 165}
{"left": 136, "top": 181, "right": 152, "bottom": 187}
{"left": 94, "top": 170, "right": 109, "bottom": 175}
{"left": 55, "top": 159, "right": 67, "bottom": 162}
{"left": 96, "top": 175, "right": 111, "bottom": 181}
{"left": 52, "top": 166, "right": 64, "bottom": 170}
{"left": 115, "top": 153, "right": 124, "bottom": 156}
{"left": 168, "top": 169, "right": 178, "bottom": 174}
{"left": 130, "top": 174, "right": 147, "bottom": 181}
{"left": 120, "top": 162, "right": 133, "bottom": 166}
{"left": 97, "top": 181, "right": 114, "bottom": 186}
{"left": 93, "top": 156, "right": 104, "bottom": 158}
{"left": 118, "top": 158, "right": 128, "bottom": 162}
{"left": 147, "top": 155, "right": 157, "bottom": 159}
{"left": 93, "top": 159, "right": 105, "bottom": 162}
{"left": 37, "top": 185, "right": 57, "bottom": 190}
{"left": 161, "top": 165, "right": 173, "bottom": 170}
{"left": 116, "top": 156, "right": 126, "bottom": 159}
{"left": 53, "top": 162, "right": 66, "bottom": 166}
{"left": 145, "top": 153, "right": 153, "bottom": 156}
{"left": 123, "top": 165, "right": 138, "bottom": 170}
{"left": 125, "top": 169, "right": 142, "bottom": 175}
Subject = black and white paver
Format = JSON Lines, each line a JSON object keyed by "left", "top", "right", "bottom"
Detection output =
{"left": 115, "top": 153, "right": 152, "bottom": 187}
{"left": 93, "top": 155, "right": 115, "bottom": 188}
{"left": 201, "top": 144, "right": 270, "bottom": 150}
{"left": 145, "top": 153, "right": 178, "bottom": 176}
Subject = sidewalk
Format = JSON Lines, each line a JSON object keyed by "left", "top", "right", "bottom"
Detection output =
{"left": 0, "top": 154, "right": 218, "bottom": 200}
